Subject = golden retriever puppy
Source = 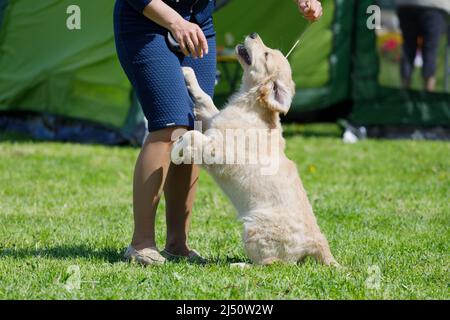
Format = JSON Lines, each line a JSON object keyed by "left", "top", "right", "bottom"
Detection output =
{"left": 172, "top": 33, "right": 337, "bottom": 266}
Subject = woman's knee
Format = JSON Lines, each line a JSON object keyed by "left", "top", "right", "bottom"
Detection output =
{"left": 146, "top": 126, "right": 190, "bottom": 144}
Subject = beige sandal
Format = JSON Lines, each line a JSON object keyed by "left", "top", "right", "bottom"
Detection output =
{"left": 161, "top": 249, "right": 206, "bottom": 264}
{"left": 124, "top": 245, "right": 166, "bottom": 265}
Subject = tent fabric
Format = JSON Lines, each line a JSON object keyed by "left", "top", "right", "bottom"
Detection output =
{"left": 290, "top": 0, "right": 354, "bottom": 113}
{"left": 0, "top": 0, "right": 132, "bottom": 129}
{"left": 350, "top": 0, "right": 450, "bottom": 126}
{"left": 0, "top": 0, "right": 341, "bottom": 141}
{"left": 0, "top": 0, "right": 448, "bottom": 145}
{"left": 213, "top": 0, "right": 344, "bottom": 113}
{"left": 0, "top": 0, "right": 7, "bottom": 28}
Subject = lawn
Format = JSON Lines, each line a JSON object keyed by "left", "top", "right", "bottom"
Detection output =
{"left": 0, "top": 124, "right": 448, "bottom": 299}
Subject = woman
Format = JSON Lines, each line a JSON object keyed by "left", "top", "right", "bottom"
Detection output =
{"left": 113, "top": 0, "right": 323, "bottom": 265}
{"left": 395, "top": 0, "right": 449, "bottom": 91}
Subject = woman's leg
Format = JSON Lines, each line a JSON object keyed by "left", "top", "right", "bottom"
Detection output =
{"left": 164, "top": 162, "right": 199, "bottom": 255}
{"left": 420, "top": 8, "right": 446, "bottom": 92}
{"left": 162, "top": 35, "right": 217, "bottom": 255}
{"left": 114, "top": 21, "right": 204, "bottom": 257}
{"left": 131, "top": 126, "right": 186, "bottom": 250}
{"left": 398, "top": 7, "right": 419, "bottom": 89}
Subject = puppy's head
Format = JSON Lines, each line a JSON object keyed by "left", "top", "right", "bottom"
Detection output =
{"left": 236, "top": 33, "right": 295, "bottom": 115}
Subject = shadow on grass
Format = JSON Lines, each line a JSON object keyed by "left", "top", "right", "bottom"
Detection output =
{"left": 201, "top": 256, "right": 250, "bottom": 266}
{"left": 0, "top": 131, "right": 37, "bottom": 143}
{"left": 1, "top": 124, "right": 343, "bottom": 146}
{"left": 282, "top": 123, "right": 342, "bottom": 139}
{"left": 0, "top": 131, "right": 134, "bottom": 148}
{"left": 1, "top": 245, "right": 124, "bottom": 263}
{"left": 1, "top": 245, "right": 248, "bottom": 266}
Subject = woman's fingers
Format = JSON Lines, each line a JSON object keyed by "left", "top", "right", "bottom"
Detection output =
{"left": 189, "top": 26, "right": 208, "bottom": 59}
{"left": 300, "top": 1, "right": 310, "bottom": 12}
{"left": 197, "top": 28, "right": 208, "bottom": 58}
{"left": 191, "top": 30, "right": 201, "bottom": 58}
{"left": 310, "top": 1, "right": 322, "bottom": 20}
{"left": 184, "top": 27, "right": 207, "bottom": 59}
{"left": 178, "top": 34, "right": 190, "bottom": 57}
{"left": 184, "top": 33, "right": 197, "bottom": 58}
{"left": 171, "top": 20, "right": 207, "bottom": 58}
{"left": 298, "top": 0, "right": 322, "bottom": 22}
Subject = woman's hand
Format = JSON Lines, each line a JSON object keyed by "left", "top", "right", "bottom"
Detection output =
{"left": 168, "top": 18, "right": 208, "bottom": 58}
{"left": 297, "top": 0, "right": 323, "bottom": 22}
{"left": 141, "top": 0, "right": 208, "bottom": 58}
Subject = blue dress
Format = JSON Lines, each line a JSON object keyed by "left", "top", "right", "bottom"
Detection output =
{"left": 114, "top": 0, "right": 216, "bottom": 132}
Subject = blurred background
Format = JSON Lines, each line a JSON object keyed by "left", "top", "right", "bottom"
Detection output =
{"left": 0, "top": 0, "right": 449, "bottom": 144}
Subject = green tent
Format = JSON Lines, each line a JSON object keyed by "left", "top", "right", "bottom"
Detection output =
{"left": 350, "top": 0, "right": 450, "bottom": 128}
{"left": 0, "top": 0, "right": 141, "bottom": 143}
{"left": 0, "top": 0, "right": 448, "bottom": 144}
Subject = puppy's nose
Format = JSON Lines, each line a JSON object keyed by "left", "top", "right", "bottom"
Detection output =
{"left": 249, "top": 32, "right": 258, "bottom": 39}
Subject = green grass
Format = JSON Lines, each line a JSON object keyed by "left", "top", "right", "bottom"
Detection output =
{"left": 0, "top": 124, "right": 449, "bottom": 299}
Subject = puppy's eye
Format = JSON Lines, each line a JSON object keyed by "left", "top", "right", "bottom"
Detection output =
{"left": 264, "top": 52, "right": 269, "bottom": 58}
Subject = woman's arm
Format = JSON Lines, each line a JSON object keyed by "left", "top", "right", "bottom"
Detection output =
{"left": 129, "top": 0, "right": 208, "bottom": 58}
{"left": 296, "top": 0, "right": 323, "bottom": 21}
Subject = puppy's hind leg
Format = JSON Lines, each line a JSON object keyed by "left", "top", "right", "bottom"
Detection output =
{"left": 182, "top": 67, "right": 219, "bottom": 121}
{"left": 312, "top": 237, "right": 339, "bottom": 267}
{"left": 294, "top": 237, "right": 338, "bottom": 267}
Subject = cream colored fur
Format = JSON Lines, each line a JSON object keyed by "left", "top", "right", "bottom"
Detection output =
{"left": 172, "top": 35, "right": 337, "bottom": 266}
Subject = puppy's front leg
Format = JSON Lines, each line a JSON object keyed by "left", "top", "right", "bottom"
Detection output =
{"left": 182, "top": 67, "right": 219, "bottom": 121}
{"left": 171, "top": 130, "right": 210, "bottom": 165}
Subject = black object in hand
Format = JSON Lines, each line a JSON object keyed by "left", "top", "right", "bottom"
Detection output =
{"left": 167, "top": 32, "right": 182, "bottom": 53}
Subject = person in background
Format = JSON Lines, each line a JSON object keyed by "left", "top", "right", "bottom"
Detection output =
{"left": 114, "top": 0, "right": 323, "bottom": 266}
{"left": 395, "top": 0, "right": 449, "bottom": 92}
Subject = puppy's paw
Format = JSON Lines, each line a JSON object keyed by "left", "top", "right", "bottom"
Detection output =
{"left": 182, "top": 67, "right": 197, "bottom": 87}
{"left": 193, "top": 108, "right": 210, "bottom": 121}
{"left": 329, "top": 260, "right": 343, "bottom": 269}
{"left": 260, "top": 257, "right": 282, "bottom": 265}
{"left": 171, "top": 132, "right": 204, "bottom": 165}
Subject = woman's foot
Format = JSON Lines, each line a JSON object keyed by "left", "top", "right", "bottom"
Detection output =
{"left": 161, "top": 249, "right": 206, "bottom": 264}
{"left": 124, "top": 245, "right": 166, "bottom": 265}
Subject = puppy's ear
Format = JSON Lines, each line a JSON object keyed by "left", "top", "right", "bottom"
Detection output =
{"left": 259, "top": 80, "right": 293, "bottom": 115}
